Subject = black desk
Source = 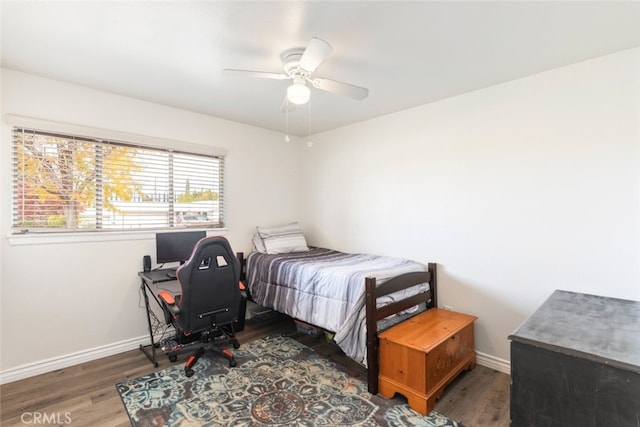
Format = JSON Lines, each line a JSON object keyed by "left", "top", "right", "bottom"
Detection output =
{"left": 138, "top": 269, "right": 181, "bottom": 366}
{"left": 141, "top": 269, "right": 179, "bottom": 285}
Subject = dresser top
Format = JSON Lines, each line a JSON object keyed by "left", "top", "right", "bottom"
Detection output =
{"left": 509, "top": 290, "right": 640, "bottom": 372}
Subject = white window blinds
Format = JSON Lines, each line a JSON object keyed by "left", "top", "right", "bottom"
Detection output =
{"left": 11, "top": 126, "right": 225, "bottom": 233}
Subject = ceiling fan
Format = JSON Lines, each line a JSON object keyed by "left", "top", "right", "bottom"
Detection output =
{"left": 222, "top": 37, "right": 369, "bottom": 109}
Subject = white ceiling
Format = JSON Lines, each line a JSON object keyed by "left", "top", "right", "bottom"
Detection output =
{"left": 2, "top": 1, "right": 640, "bottom": 137}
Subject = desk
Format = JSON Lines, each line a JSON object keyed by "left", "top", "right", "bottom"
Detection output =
{"left": 138, "top": 269, "right": 181, "bottom": 366}
{"left": 138, "top": 269, "right": 248, "bottom": 367}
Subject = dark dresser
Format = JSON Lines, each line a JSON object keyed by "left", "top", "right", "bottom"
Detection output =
{"left": 509, "top": 290, "right": 640, "bottom": 427}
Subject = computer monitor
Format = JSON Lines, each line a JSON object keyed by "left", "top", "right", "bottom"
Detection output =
{"left": 155, "top": 230, "right": 206, "bottom": 265}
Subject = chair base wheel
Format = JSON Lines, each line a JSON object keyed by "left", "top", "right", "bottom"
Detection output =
{"left": 185, "top": 368, "right": 194, "bottom": 377}
{"left": 169, "top": 355, "right": 178, "bottom": 363}
{"left": 229, "top": 359, "right": 237, "bottom": 367}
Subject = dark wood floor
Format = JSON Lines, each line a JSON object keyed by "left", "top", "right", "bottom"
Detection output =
{"left": 0, "top": 314, "right": 510, "bottom": 427}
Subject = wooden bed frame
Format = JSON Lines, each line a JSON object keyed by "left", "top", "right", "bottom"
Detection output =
{"left": 237, "top": 252, "right": 438, "bottom": 395}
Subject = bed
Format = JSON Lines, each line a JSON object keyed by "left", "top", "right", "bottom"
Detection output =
{"left": 238, "top": 240, "right": 437, "bottom": 394}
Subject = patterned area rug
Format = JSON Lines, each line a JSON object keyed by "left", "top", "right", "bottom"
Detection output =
{"left": 117, "top": 335, "right": 461, "bottom": 426}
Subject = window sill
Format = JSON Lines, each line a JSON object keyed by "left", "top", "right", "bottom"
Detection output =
{"left": 7, "top": 228, "right": 227, "bottom": 246}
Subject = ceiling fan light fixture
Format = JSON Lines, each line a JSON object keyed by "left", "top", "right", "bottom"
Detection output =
{"left": 287, "top": 82, "right": 310, "bottom": 105}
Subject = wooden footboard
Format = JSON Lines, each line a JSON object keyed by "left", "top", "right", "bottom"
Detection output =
{"left": 365, "top": 263, "right": 438, "bottom": 394}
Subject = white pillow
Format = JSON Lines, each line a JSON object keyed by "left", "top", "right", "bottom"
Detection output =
{"left": 256, "top": 222, "right": 309, "bottom": 254}
{"left": 252, "top": 232, "right": 267, "bottom": 253}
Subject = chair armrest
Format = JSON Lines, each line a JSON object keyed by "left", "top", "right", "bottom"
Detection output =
{"left": 158, "top": 290, "right": 175, "bottom": 304}
{"left": 158, "top": 291, "right": 176, "bottom": 305}
{"left": 158, "top": 290, "right": 180, "bottom": 316}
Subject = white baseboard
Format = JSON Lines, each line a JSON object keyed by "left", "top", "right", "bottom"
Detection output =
{"left": 0, "top": 334, "right": 151, "bottom": 385}
{"left": 476, "top": 350, "right": 511, "bottom": 375}
{"left": 1, "top": 335, "right": 512, "bottom": 385}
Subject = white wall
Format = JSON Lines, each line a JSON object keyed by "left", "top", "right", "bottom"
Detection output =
{"left": 300, "top": 47, "right": 640, "bottom": 364}
{"left": 0, "top": 69, "right": 304, "bottom": 378}
{"left": 2, "top": 47, "right": 639, "bottom": 381}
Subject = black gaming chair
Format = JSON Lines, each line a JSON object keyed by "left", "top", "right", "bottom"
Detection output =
{"left": 158, "top": 236, "right": 245, "bottom": 377}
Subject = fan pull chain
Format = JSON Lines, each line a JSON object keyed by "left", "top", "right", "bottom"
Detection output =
{"left": 307, "top": 99, "right": 313, "bottom": 148}
{"left": 284, "top": 101, "right": 290, "bottom": 142}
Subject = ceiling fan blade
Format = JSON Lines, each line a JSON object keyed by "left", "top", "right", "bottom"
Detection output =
{"left": 298, "top": 37, "right": 333, "bottom": 73}
{"left": 222, "top": 69, "right": 290, "bottom": 80}
{"left": 312, "top": 77, "right": 369, "bottom": 100}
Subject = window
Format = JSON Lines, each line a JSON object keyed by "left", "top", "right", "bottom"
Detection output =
{"left": 11, "top": 121, "right": 225, "bottom": 234}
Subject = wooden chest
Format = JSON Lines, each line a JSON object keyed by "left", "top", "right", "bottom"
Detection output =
{"left": 378, "top": 308, "right": 477, "bottom": 415}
